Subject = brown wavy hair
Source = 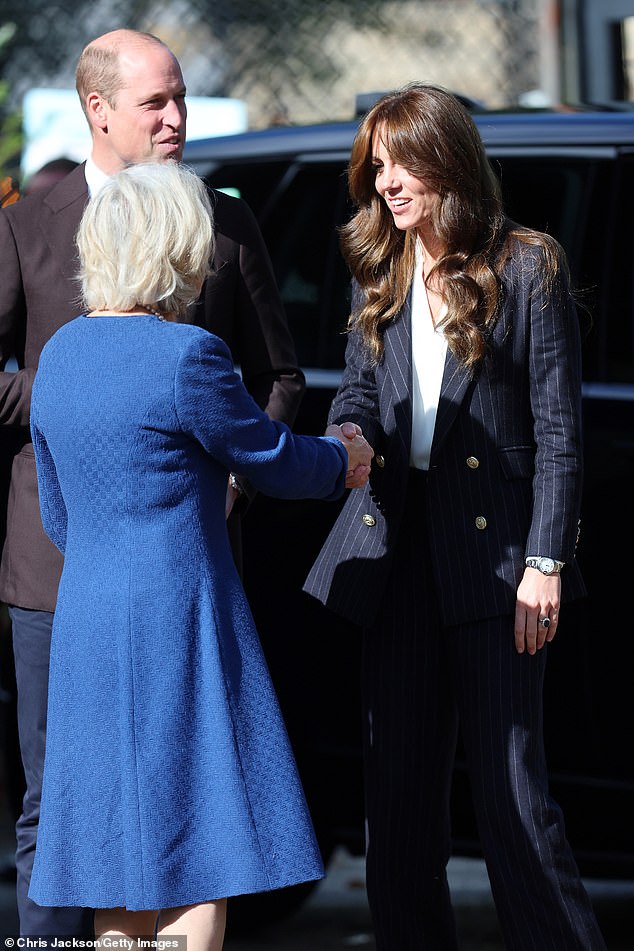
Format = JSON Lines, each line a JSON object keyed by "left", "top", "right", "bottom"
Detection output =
{"left": 340, "top": 83, "right": 562, "bottom": 366}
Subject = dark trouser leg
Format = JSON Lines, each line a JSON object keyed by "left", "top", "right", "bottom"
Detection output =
{"left": 361, "top": 477, "right": 459, "bottom": 950}
{"left": 10, "top": 606, "right": 94, "bottom": 937}
{"left": 449, "top": 615, "right": 607, "bottom": 951}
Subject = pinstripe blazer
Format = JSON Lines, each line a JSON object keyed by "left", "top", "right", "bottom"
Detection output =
{"left": 305, "top": 236, "right": 587, "bottom": 629}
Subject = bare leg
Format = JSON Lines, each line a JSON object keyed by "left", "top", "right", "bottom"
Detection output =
{"left": 159, "top": 900, "right": 227, "bottom": 951}
{"left": 94, "top": 908, "right": 159, "bottom": 950}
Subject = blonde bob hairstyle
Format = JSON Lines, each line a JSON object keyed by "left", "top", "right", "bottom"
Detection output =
{"left": 77, "top": 161, "right": 214, "bottom": 319}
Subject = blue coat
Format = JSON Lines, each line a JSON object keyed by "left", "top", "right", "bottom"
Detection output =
{"left": 28, "top": 313, "right": 346, "bottom": 910}
{"left": 305, "top": 238, "right": 587, "bottom": 628}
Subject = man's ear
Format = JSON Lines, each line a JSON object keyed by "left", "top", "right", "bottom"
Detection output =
{"left": 86, "top": 92, "right": 109, "bottom": 131}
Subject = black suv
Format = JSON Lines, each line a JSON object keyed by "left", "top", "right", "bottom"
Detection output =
{"left": 184, "top": 108, "right": 634, "bottom": 887}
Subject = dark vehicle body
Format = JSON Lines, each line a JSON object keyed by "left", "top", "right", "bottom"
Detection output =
{"left": 184, "top": 109, "right": 634, "bottom": 884}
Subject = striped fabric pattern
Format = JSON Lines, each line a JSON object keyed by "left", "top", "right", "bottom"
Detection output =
{"left": 305, "top": 238, "right": 586, "bottom": 628}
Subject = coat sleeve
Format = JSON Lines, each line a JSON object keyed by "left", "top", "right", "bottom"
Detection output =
{"left": 326, "top": 287, "right": 382, "bottom": 447}
{"left": 521, "top": 242, "right": 584, "bottom": 563}
{"left": 196, "top": 190, "right": 305, "bottom": 427}
{"left": 0, "top": 207, "right": 35, "bottom": 428}
{"left": 174, "top": 331, "right": 348, "bottom": 502}
{"left": 30, "top": 399, "right": 67, "bottom": 554}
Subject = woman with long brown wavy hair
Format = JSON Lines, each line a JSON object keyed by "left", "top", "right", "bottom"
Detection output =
{"left": 306, "top": 84, "right": 606, "bottom": 950}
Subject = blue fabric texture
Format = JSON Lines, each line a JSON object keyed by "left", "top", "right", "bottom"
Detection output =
{"left": 28, "top": 314, "right": 346, "bottom": 910}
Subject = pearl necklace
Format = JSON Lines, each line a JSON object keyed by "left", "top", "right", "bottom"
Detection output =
{"left": 134, "top": 306, "right": 165, "bottom": 321}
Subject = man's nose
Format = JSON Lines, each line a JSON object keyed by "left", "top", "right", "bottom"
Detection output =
{"left": 164, "top": 99, "right": 186, "bottom": 129}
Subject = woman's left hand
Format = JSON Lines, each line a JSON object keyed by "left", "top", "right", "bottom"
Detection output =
{"left": 514, "top": 568, "right": 561, "bottom": 655}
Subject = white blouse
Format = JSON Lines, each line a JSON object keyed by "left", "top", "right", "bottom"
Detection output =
{"left": 409, "top": 241, "right": 448, "bottom": 471}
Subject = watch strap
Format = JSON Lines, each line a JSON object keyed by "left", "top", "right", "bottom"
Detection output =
{"left": 525, "top": 556, "right": 565, "bottom": 574}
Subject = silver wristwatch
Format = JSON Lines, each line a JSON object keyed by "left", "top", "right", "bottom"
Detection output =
{"left": 525, "top": 556, "right": 565, "bottom": 575}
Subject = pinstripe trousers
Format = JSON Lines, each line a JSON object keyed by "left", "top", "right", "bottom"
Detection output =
{"left": 361, "top": 470, "right": 606, "bottom": 950}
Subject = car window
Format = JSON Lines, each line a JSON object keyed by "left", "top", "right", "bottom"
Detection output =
{"left": 492, "top": 155, "right": 593, "bottom": 257}
{"left": 493, "top": 154, "right": 633, "bottom": 384}
{"left": 600, "top": 155, "right": 634, "bottom": 384}
{"left": 258, "top": 163, "right": 352, "bottom": 369}
{"left": 202, "top": 161, "right": 290, "bottom": 217}
{"left": 204, "top": 160, "right": 351, "bottom": 368}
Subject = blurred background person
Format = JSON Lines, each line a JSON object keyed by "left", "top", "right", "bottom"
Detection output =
{"left": 23, "top": 158, "right": 79, "bottom": 196}
{"left": 0, "top": 171, "right": 23, "bottom": 883}
{"left": 0, "top": 178, "right": 19, "bottom": 208}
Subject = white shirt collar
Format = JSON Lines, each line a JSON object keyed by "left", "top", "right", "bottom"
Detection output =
{"left": 84, "top": 156, "right": 111, "bottom": 198}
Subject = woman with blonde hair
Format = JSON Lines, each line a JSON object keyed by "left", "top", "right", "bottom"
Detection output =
{"left": 306, "top": 84, "right": 606, "bottom": 950}
{"left": 28, "top": 161, "right": 371, "bottom": 950}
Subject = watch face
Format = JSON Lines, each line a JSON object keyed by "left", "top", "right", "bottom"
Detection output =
{"left": 540, "top": 558, "right": 555, "bottom": 573}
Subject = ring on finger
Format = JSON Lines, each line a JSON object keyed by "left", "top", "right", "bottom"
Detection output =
{"left": 540, "top": 617, "right": 550, "bottom": 629}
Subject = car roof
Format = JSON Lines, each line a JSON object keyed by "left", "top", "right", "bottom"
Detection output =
{"left": 184, "top": 108, "right": 634, "bottom": 168}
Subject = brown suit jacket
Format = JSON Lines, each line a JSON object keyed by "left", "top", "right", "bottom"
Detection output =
{"left": 0, "top": 163, "right": 304, "bottom": 611}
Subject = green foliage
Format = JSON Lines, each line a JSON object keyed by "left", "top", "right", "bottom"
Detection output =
{"left": 0, "top": 80, "right": 22, "bottom": 179}
{"left": 0, "top": 22, "right": 22, "bottom": 180}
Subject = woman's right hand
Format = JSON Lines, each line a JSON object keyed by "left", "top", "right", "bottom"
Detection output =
{"left": 326, "top": 422, "right": 374, "bottom": 488}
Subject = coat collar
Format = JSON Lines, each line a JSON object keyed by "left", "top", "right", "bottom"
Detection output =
{"left": 42, "top": 162, "right": 89, "bottom": 215}
{"left": 39, "top": 164, "right": 89, "bottom": 285}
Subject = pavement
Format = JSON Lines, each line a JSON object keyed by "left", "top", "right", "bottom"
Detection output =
{"left": 0, "top": 834, "right": 631, "bottom": 949}
{"left": 222, "top": 848, "right": 634, "bottom": 950}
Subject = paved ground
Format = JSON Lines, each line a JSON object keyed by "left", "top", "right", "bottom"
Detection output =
{"left": 221, "top": 848, "right": 634, "bottom": 950}
{"left": 0, "top": 842, "right": 631, "bottom": 948}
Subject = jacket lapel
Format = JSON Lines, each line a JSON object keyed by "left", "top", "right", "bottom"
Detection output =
{"left": 431, "top": 347, "right": 477, "bottom": 461}
{"left": 384, "top": 287, "right": 478, "bottom": 462}
{"left": 41, "top": 164, "right": 89, "bottom": 284}
{"left": 382, "top": 292, "right": 413, "bottom": 461}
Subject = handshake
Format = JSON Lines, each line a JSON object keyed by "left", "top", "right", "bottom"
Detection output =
{"left": 327, "top": 422, "right": 374, "bottom": 489}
